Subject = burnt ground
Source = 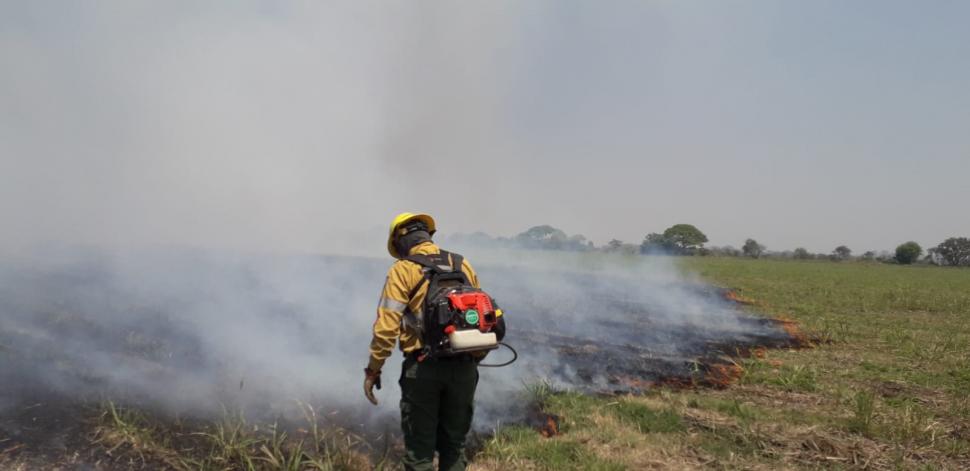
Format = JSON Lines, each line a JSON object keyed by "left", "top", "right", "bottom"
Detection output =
{"left": 0, "top": 396, "right": 89, "bottom": 468}
{"left": 0, "top": 251, "right": 807, "bottom": 469}
{"left": 522, "top": 316, "right": 804, "bottom": 393}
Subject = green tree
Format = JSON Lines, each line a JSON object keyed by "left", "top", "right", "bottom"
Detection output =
{"left": 931, "top": 237, "right": 970, "bottom": 266}
{"left": 894, "top": 241, "right": 922, "bottom": 265}
{"left": 641, "top": 224, "right": 709, "bottom": 255}
{"left": 515, "top": 225, "right": 568, "bottom": 250}
{"left": 833, "top": 245, "right": 852, "bottom": 261}
{"left": 663, "top": 224, "right": 708, "bottom": 253}
{"left": 641, "top": 233, "right": 675, "bottom": 254}
{"left": 793, "top": 247, "right": 811, "bottom": 260}
{"left": 742, "top": 239, "right": 765, "bottom": 258}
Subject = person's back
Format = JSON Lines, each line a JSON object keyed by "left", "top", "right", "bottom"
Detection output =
{"left": 363, "top": 213, "right": 505, "bottom": 471}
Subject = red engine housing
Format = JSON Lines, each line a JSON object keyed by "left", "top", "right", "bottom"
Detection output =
{"left": 446, "top": 291, "right": 496, "bottom": 332}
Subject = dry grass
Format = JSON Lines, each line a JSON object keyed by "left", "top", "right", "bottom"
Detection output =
{"left": 85, "top": 401, "right": 379, "bottom": 470}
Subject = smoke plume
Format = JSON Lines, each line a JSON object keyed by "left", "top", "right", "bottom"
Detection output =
{"left": 0, "top": 244, "right": 789, "bottom": 434}
{"left": 1, "top": 2, "right": 797, "bottom": 437}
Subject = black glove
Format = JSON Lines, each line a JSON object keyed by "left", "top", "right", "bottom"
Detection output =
{"left": 363, "top": 368, "right": 382, "bottom": 405}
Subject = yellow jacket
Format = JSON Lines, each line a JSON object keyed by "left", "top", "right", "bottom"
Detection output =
{"left": 367, "top": 242, "right": 480, "bottom": 372}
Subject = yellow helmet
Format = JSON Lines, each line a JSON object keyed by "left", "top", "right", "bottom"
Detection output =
{"left": 387, "top": 212, "right": 437, "bottom": 259}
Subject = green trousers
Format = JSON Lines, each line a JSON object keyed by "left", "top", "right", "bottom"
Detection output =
{"left": 399, "top": 357, "right": 479, "bottom": 471}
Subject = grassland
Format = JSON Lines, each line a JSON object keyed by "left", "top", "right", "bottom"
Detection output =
{"left": 474, "top": 258, "right": 970, "bottom": 470}
{"left": 3, "top": 257, "right": 968, "bottom": 470}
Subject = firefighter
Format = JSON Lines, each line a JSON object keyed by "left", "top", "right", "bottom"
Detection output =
{"left": 364, "top": 212, "right": 495, "bottom": 471}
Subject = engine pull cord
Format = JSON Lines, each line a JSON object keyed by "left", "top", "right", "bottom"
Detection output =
{"left": 477, "top": 342, "right": 517, "bottom": 368}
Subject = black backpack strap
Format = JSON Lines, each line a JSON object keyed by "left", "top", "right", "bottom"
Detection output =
{"left": 445, "top": 251, "right": 469, "bottom": 286}
{"left": 402, "top": 254, "right": 435, "bottom": 300}
{"left": 404, "top": 251, "right": 460, "bottom": 273}
{"left": 403, "top": 250, "right": 467, "bottom": 299}
{"left": 406, "top": 276, "right": 429, "bottom": 302}
{"left": 448, "top": 252, "right": 464, "bottom": 274}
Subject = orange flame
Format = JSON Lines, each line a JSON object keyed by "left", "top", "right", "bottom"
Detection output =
{"left": 774, "top": 316, "right": 811, "bottom": 347}
{"left": 539, "top": 415, "right": 559, "bottom": 438}
{"left": 704, "top": 363, "right": 744, "bottom": 388}
{"left": 723, "top": 290, "right": 756, "bottom": 305}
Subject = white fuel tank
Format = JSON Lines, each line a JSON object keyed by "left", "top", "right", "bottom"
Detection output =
{"left": 448, "top": 329, "right": 497, "bottom": 352}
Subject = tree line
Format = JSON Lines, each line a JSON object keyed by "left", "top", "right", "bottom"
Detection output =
{"left": 445, "top": 224, "right": 970, "bottom": 267}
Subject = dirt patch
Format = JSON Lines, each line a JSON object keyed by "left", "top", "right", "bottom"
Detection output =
{"left": 874, "top": 380, "right": 909, "bottom": 398}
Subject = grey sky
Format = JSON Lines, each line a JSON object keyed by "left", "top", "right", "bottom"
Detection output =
{"left": 2, "top": 1, "right": 968, "bottom": 255}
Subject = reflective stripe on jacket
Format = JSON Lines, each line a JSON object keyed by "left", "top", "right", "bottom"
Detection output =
{"left": 367, "top": 242, "right": 479, "bottom": 372}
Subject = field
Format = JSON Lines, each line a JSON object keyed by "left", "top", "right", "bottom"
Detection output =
{"left": 474, "top": 258, "right": 970, "bottom": 470}
{"left": 2, "top": 256, "right": 969, "bottom": 470}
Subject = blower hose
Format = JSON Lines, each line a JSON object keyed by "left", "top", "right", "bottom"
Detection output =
{"left": 478, "top": 342, "right": 517, "bottom": 368}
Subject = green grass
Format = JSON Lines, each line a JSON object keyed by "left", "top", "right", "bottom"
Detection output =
{"left": 742, "top": 361, "right": 820, "bottom": 392}
{"left": 480, "top": 425, "right": 625, "bottom": 470}
{"left": 846, "top": 390, "right": 876, "bottom": 435}
{"left": 608, "top": 400, "right": 684, "bottom": 434}
{"left": 691, "top": 397, "right": 760, "bottom": 423}
{"left": 476, "top": 257, "right": 970, "bottom": 470}
{"left": 541, "top": 390, "right": 601, "bottom": 431}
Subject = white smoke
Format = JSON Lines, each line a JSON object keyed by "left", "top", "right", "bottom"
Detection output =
{"left": 1, "top": 242, "right": 784, "bottom": 435}
{"left": 0, "top": 2, "right": 793, "bottom": 435}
